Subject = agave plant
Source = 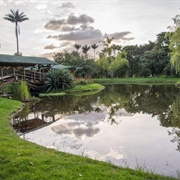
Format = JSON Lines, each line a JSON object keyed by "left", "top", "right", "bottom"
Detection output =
{"left": 44, "top": 69, "right": 74, "bottom": 92}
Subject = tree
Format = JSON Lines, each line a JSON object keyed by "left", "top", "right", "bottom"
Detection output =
{"left": 74, "top": 44, "right": 81, "bottom": 53}
{"left": 3, "top": 9, "right": 29, "bottom": 55}
{"left": 91, "top": 44, "right": 98, "bottom": 60}
{"left": 111, "top": 51, "right": 129, "bottom": 78}
{"left": 96, "top": 56, "right": 111, "bottom": 78}
{"left": 168, "top": 14, "right": 180, "bottom": 73}
{"left": 101, "top": 37, "right": 114, "bottom": 57}
{"left": 82, "top": 45, "right": 91, "bottom": 58}
{"left": 53, "top": 51, "right": 98, "bottom": 78}
{"left": 123, "top": 45, "right": 142, "bottom": 77}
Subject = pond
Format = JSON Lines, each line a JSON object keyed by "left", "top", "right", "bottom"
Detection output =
{"left": 13, "top": 84, "right": 180, "bottom": 178}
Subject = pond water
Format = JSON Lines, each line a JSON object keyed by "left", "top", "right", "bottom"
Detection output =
{"left": 13, "top": 84, "right": 180, "bottom": 178}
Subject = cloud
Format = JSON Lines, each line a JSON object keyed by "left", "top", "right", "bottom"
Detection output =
{"left": 35, "top": 4, "right": 48, "bottom": 10}
{"left": 48, "top": 29, "right": 103, "bottom": 42}
{"left": 51, "top": 123, "right": 100, "bottom": 139}
{"left": 61, "top": 25, "right": 77, "bottom": 32}
{"left": 51, "top": 125, "right": 71, "bottom": 134}
{"left": 44, "top": 44, "right": 57, "bottom": 49}
{"left": 44, "top": 13, "right": 94, "bottom": 31}
{"left": 80, "top": 24, "right": 94, "bottom": 30}
{"left": 73, "top": 127, "right": 100, "bottom": 139}
{"left": 105, "top": 32, "right": 134, "bottom": 41}
{"left": 67, "top": 13, "right": 94, "bottom": 25}
{"left": 44, "top": 19, "right": 65, "bottom": 30}
{"left": 40, "top": 52, "right": 54, "bottom": 60}
{"left": 59, "top": 41, "right": 73, "bottom": 48}
{"left": 60, "top": 2, "right": 75, "bottom": 9}
{"left": 44, "top": 12, "right": 133, "bottom": 52}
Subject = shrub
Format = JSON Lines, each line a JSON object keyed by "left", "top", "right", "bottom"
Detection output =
{"left": 44, "top": 69, "right": 74, "bottom": 92}
{"left": 11, "top": 81, "right": 30, "bottom": 101}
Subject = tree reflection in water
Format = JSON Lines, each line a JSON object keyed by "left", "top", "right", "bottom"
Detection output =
{"left": 13, "top": 84, "right": 180, "bottom": 151}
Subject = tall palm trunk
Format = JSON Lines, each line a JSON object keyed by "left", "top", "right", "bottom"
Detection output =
{"left": 15, "top": 22, "right": 19, "bottom": 55}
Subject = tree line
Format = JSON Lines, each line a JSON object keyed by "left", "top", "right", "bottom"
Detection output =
{"left": 54, "top": 14, "right": 180, "bottom": 78}
{"left": 3, "top": 9, "right": 180, "bottom": 78}
{"left": 54, "top": 31, "right": 178, "bottom": 78}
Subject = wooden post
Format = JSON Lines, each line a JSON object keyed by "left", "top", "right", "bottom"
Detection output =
{"left": 24, "top": 67, "right": 26, "bottom": 80}
{"left": 1, "top": 67, "right": 3, "bottom": 80}
{"left": 13, "top": 67, "right": 16, "bottom": 77}
{"left": 34, "top": 69, "right": 36, "bottom": 81}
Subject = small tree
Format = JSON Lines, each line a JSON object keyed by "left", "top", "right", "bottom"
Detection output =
{"left": 11, "top": 81, "right": 30, "bottom": 101}
{"left": 109, "top": 51, "right": 129, "bottom": 78}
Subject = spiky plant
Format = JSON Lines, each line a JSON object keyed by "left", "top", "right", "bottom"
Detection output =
{"left": 44, "top": 69, "right": 74, "bottom": 92}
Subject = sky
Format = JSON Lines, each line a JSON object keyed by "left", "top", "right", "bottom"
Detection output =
{"left": 0, "top": 0, "right": 179, "bottom": 59}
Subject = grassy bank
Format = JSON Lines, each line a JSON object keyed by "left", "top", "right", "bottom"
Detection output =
{"left": 40, "top": 83, "right": 104, "bottom": 97}
{"left": 0, "top": 97, "right": 176, "bottom": 180}
{"left": 93, "top": 77, "right": 180, "bottom": 85}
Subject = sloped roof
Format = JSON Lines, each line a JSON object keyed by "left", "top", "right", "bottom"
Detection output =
{"left": 0, "top": 54, "right": 57, "bottom": 66}
{"left": 52, "top": 64, "right": 83, "bottom": 70}
{"left": 52, "top": 64, "right": 74, "bottom": 69}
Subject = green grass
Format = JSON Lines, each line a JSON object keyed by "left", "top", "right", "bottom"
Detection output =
{"left": 39, "top": 92, "right": 66, "bottom": 97}
{"left": 39, "top": 83, "right": 105, "bottom": 97}
{"left": 93, "top": 77, "right": 180, "bottom": 85}
{"left": 66, "top": 83, "right": 104, "bottom": 92}
{"left": 0, "top": 97, "right": 177, "bottom": 180}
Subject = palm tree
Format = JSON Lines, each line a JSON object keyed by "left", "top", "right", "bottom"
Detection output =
{"left": 104, "top": 37, "right": 114, "bottom": 48}
{"left": 82, "top": 45, "right": 91, "bottom": 58}
{"left": 74, "top": 44, "right": 81, "bottom": 53}
{"left": 102, "top": 37, "right": 114, "bottom": 57}
{"left": 4, "top": 9, "right": 29, "bottom": 55}
{"left": 91, "top": 43, "right": 98, "bottom": 60}
{"left": 111, "top": 44, "right": 122, "bottom": 56}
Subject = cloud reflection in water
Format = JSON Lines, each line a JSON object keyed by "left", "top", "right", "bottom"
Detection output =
{"left": 51, "top": 119, "right": 100, "bottom": 139}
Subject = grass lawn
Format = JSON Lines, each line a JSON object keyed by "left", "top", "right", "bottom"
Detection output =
{"left": 93, "top": 77, "right": 180, "bottom": 85}
{"left": 0, "top": 97, "right": 177, "bottom": 180}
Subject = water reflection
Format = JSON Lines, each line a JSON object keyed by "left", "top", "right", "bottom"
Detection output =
{"left": 51, "top": 120, "right": 100, "bottom": 139}
{"left": 13, "top": 84, "right": 180, "bottom": 177}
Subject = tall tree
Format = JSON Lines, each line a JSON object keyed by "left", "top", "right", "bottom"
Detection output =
{"left": 74, "top": 44, "right": 81, "bottom": 53}
{"left": 91, "top": 43, "right": 98, "bottom": 60}
{"left": 3, "top": 9, "right": 29, "bottom": 55}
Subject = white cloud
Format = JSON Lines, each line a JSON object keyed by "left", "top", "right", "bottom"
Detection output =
{"left": 35, "top": 4, "right": 48, "bottom": 10}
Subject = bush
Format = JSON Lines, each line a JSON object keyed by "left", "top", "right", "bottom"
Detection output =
{"left": 11, "top": 81, "right": 30, "bottom": 101}
{"left": 44, "top": 69, "right": 74, "bottom": 92}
